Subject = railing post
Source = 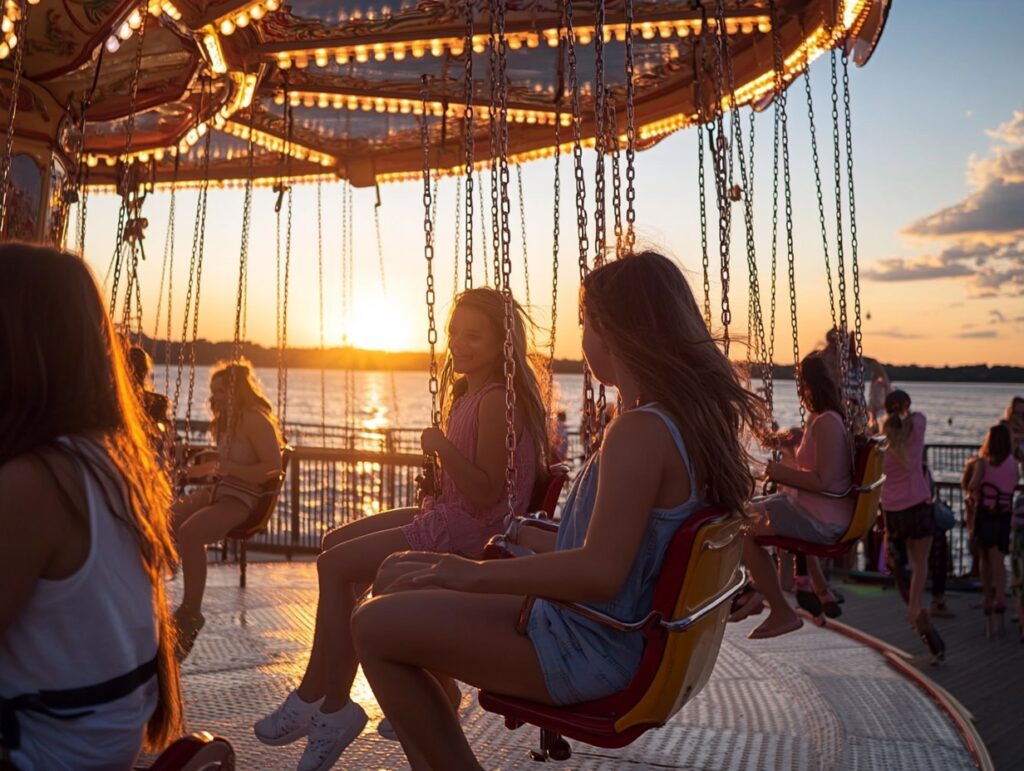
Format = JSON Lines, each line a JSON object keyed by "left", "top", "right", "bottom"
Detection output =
{"left": 290, "top": 453, "right": 301, "bottom": 554}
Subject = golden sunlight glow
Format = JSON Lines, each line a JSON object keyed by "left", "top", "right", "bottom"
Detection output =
{"left": 338, "top": 293, "right": 414, "bottom": 352}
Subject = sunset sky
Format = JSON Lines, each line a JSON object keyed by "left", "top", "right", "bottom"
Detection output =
{"left": 80, "top": 1, "right": 1024, "bottom": 367}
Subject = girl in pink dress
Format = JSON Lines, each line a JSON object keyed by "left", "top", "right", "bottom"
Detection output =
{"left": 254, "top": 287, "right": 548, "bottom": 771}
{"left": 966, "top": 423, "right": 1020, "bottom": 634}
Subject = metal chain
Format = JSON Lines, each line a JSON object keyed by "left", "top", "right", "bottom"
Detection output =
{"left": 487, "top": 4, "right": 501, "bottom": 288}
{"left": 478, "top": 168, "right": 490, "bottom": 285}
{"left": 373, "top": 194, "right": 401, "bottom": 425}
{"left": 453, "top": 177, "right": 462, "bottom": 298}
{"left": 802, "top": 61, "right": 837, "bottom": 331}
{"left": 161, "top": 168, "right": 178, "bottom": 395}
{"left": 592, "top": 0, "right": 607, "bottom": 265}
{"left": 421, "top": 79, "right": 440, "bottom": 429}
{"left": 0, "top": 1, "right": 28, "bottom": 234}
{"left": 564, "top": 0, "right": 595, "bottom": 455}
{"left": 548, "top": 104, "right": 561, "bottom": 410}
{"left": 279, "top": 102, "right": 295, "bottom": 431}
{"left": 152, "top": 175, "right": 175, "bottom": 364}
{"left": 623, "top": 0, "right": 637, "bottom": 251}
{"left": 316, "top": 181, "right": 327, "bottom": 439}
{"left": 492, "top": 0, "right": 518, "bottom": 520}
{"left": 515, "top": 163, "right": 531, "bottom": 310}
{"left": 769, "top": 0, "right": 804, "bottom": 427}
{"left": 711, "top": 0, "right": 732, "bottom": 354}
{"left": 108, "top": 5, "right": 149, "bottom": 320}
{"left": 842, "top": 25, "right": 867, "bottom": 425}
{"left": 463, "top": 0, "right": 475, "bottom": 290}
{"left": 609, "top": 101, "right": 624, "bottom": 257}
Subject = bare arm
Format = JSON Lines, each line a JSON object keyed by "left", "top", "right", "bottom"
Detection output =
{"left": 967, "top": 458, "right": 985, "bottom": 497}
{"left": 428, "top": 389, "right": 514, "bottom": 508}
{"left": 768, "top": 415, "right": 848, "bottom": 494}
{"left": 517, "top": 526, "right": 558, "bottom": 554}
{"left": 218, "top": 411, "right": 281, "bottom": 484}
{"left": 396, "top": 411, "right": 682, "bottom": 604}
{"left": 0, "top": 457, "right": 77, "bottom": 640}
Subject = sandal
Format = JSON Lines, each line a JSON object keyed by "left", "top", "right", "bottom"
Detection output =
{"left": 913, "top": 609, "right": 945, "bottom": 664}
{"left": 795, "top": 589, "right": 823, "bottom": 618}
{"left": 174, "top": 606, "right": 205, "bottom": 662}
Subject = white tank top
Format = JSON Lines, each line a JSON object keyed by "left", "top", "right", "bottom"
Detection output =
{"left": 0, "top": 437, "right": 159, "bottom": 770}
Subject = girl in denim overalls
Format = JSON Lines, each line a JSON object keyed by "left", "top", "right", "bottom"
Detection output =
{"left": 352, "top": 252, "right": 766, "bottom": 769}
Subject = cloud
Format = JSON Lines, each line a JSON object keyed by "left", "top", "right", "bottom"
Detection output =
{"left": 989, "top": 309, "right": 1007, "bottom": 323}
{"left": 884, "top": 110, "right": 1024, "bottom": 298}
{"left": 870, "top": 328, "right": 925, "bottom": 339}
{"left": 956, "top": 330, "right": 998, "bottom": 339}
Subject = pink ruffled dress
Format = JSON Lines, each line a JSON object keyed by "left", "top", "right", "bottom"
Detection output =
{"left": 402, "top": 382, "right": 538, "bottom": 556}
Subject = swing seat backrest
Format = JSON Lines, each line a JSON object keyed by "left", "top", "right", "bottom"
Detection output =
{"left": 529, "top": 463, "right": 571, "bottom": 518}
{"left": 756, "top": 435, "right": 887, "bottom": 558}
{"left": 141, "top": 732, "right": 234, "bottom": 770}
{"left": 478, "top": 505, "right": 745, "bottom": 748}
{"left": 226, "top": 446, "right": 293, "bottom": 541}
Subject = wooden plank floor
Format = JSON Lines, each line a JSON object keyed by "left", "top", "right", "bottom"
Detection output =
{"left": 833, "top": 582, "right": 1022, "bottom": 769}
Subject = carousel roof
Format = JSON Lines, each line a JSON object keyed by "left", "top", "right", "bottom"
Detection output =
{"left": 2, "top": 0, "right": 891, "bottom": 189}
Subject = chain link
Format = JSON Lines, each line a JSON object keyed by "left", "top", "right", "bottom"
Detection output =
{"left": 769, "top": 0, "right": 804, "bottom": 427}
{"left": 564, "top": 0, "right": 596, "bottom": 456}
{"left": 802, "top": 59, "right": 837, "bottom": 331}
{"left": 548, "top": 102, "right": 561, "bottom": 410}
{"left": 421, "top": 79, "right": 441, "bottom": 430}
{"left": 515, "top": 163, "right": 531, "bottom": 310}
{"left": 463, "top": 0, "right": 475, "bottom": 290}
{"left": 0, "top": 0, "right": 28, "bottom": 234}
{"left": 608, "top": 101, "right": 624, "bottom": 257}
{"left": 711, "top": 0, "right": 733, "bottom": 354}
{"left": 592, "top": 0, "right": 607, "bottom": 266}
{"left": 160, "top": 166, "right": 178, "bottom": 396}
{"left": 623, "top": 0, "right": 637, "bottom": 251}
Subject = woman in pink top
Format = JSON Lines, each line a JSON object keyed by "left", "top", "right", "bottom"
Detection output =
{"left": 880, "top": 390, "right": 945, "bottom": 660}
{"left": 967, "top": 423, "right": 1019, "bottom": 633}
{"left": 253, "top": 287, "right": 549, "bottom": 771}
{"left": 737, "top": 351, "right": 854, "bottom": 639}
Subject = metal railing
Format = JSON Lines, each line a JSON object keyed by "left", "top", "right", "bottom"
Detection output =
{"left": 175, "top": 422, "right": 1015, "bottom": 575}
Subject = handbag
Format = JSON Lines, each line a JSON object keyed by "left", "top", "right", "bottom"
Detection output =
{"left": 932, "top": 500, "right": 956, "bottom": 532}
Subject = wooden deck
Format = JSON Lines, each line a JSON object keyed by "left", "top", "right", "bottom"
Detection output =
{"left": 834, "top": 581, "right": 1022, "bottom": 769}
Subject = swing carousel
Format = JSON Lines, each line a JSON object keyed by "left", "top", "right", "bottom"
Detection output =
{"left": 8, "top": 2, "right": 982, "bottom": 770}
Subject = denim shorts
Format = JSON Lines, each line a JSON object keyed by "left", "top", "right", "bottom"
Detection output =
{"left": 748, "top": 493, "right": 846, "bottom": 544}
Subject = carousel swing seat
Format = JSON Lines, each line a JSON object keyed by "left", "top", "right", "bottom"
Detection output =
{"left": 755, "top": 434, "right": 888, "bottom": 561}
{"left": 138, "top": 732, "right": 234, "bottom": 770}
{"left": 530, "top": 462, "right": 572, "bottom": 519}
{"left": 478, "top": 505, "right": 745, "bottom": 761}
{"left": 219, "top": 445, "right": 294, "bottom": 587}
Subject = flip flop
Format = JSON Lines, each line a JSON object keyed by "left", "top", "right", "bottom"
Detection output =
{"left": 174, "top": 607, "right": 206, "bottom": 662}
{"left": 728, "top": 588, "right": 765, "bottom": 623}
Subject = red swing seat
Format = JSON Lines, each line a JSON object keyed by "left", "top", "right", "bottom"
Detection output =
{"left": 478, "top": 505, "right": 745, "bottom": 753}
{"left": 529, "top": 462, "right": 572, "bottom": 518}
{"left": 140, "top": 732, "right": 234, "bottom": 770}
{"left": 755, "top": 434, "right": 888, "bottom": 558}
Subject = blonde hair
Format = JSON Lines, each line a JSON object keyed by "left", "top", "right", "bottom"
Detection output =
{"left": 581, "top": 251, "right": 766, "bottom": 515}
{"left": 0, "top": 244, "right": 182, "bottom": 749}
{"left": 437, "top": 287, "right": 550, "bottom": 474}
{"left": 208, "top": 360, "right": 280, "bottom": 446}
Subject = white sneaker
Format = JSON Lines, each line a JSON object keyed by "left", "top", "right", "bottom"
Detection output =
{"left": 297, "top": 702, "right": 368, "bottom": 771}
{"left": 253, "top": 691, "right": 323, "bottom": 746}
{"left": 377, "top": 718, "right": 398, "bottom": 741}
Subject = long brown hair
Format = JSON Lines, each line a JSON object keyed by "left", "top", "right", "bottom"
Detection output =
{"left": 882, "top": 389, "right": 915, "bottom": 465}
{"left": 981, "top": 423, "right": 1012, "bottom": 466}
{"left": 797, "top": 351, "right": 845, "bottom": 418}
{"left": 581, "top": 251, "right": 766, "bottom": 515}
{"left": 0, "top": 244, "right": 183, "bottom": 749}
{"left": 208, "top": 360, "right": 280, "bottom": 446}
{"left": 437, "top": 287, "right": 550, "bottom": 473}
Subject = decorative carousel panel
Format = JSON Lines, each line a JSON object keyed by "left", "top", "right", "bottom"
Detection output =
{"left": 22, "top": 0, "right": 140, "bottom": 80}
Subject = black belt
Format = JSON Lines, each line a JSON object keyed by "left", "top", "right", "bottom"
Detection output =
{"left": 0, "top": 656, "right": 158, "bottom": 751}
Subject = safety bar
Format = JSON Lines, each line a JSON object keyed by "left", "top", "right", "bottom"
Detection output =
{"left": 543, "top": 566, "right": 747, "bottom": 634}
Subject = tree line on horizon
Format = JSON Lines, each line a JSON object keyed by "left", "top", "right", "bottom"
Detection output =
{"left": 139, "top": 336, "right": 1024, "bottom": 383}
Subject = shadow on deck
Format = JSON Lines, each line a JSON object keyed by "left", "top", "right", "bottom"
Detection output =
{"left": 167, "top": 563, "right": 982, "bottom": 770}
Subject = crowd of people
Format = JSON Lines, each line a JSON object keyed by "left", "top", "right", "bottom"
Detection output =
{"left": 1, "top": 241, "right": 1021, "bottom": 770}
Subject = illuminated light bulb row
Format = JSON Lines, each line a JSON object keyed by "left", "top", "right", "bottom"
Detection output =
{"left": 0, "top": 0, "right": 21, "bottom": 60}
{"left": 202, "top": 29, "right": 228, "bottom": 74}
{"left": 146, "top": 0, "right": 182, "bottom": 21}
{"left": 272, "top": 14, "right": 771, "bottom": 69}
{"left": 271, "top": 90, "right": 572, "bottom": 127}
{"left": 86, "top": 173, "right": 337, "bottom": 194}
{"left": 217, "top": 0, "right": 280, "bottom": 36}
{"left": 222, "top": 119, "right": 336, "bottom": 167}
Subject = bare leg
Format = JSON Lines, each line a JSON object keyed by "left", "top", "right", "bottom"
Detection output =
{"left": 302, "top": 527, "right": 416, "bottom": 713}
{"left": 296, "top": 508, "right": 417, "bottom": 702}
{"left": 990, "top": 547, "right": 1007, "bottom": 606}
{"left": 905, "top": 536, "right": 933, "bottom": 623}
{"left": 352, "top": 590, "right": 552, "bottom": 771}
{"left": 177, "top": 498, "right": 250, "bottom": 615}
{"left": 742, "top": 531, "right": 801, "bottom": 638}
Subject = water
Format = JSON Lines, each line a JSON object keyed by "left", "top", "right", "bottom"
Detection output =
{"left": 163, "top": 365, "right": 1021, "bottom": 447}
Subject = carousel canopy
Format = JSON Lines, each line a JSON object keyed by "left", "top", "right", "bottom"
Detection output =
{"left": 2, "top": 0, "right": 890, "bottom": 190}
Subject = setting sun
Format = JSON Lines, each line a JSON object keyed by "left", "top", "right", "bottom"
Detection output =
{"left": 338, "top": 293, "right": 416, "bottom": 352}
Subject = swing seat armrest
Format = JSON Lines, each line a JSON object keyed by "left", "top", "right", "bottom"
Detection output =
{"left": 771, "top": 474, "right": 886, "bottom": 499}
{"left": 523, "top": 566, "right": 746, "bottom": 634}
{"left": 481, "top": 535, "right": 537, "bottom": 560}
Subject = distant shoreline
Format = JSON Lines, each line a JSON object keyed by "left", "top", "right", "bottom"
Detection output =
{"left": 140, "top": 337, "right": 1024, "bottom": 384}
